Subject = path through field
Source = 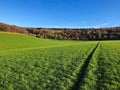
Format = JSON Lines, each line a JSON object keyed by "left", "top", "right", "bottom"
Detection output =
{"left": 71, "top": 42, "right": 100, "bottom": 90}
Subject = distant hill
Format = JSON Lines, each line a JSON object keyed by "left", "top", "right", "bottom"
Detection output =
{"left": 0, "top": 22, "right": 120, "bottom": 40}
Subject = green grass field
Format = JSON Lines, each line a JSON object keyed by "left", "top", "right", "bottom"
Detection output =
{"left": 0, "top": 32, "right": 120, "bottom": 90}
{"left": 0, "top": 32, "right": 82, "bottom": 50}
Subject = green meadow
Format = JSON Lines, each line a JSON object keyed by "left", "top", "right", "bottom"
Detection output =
{"left": 0, "top": 32, "right": 120, "bottom": 90}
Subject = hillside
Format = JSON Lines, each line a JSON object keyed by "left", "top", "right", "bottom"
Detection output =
{"left": 0, "top": 22, "right": 120, "bottom": 40}
{"left": 0, "top": 32, "right": 81, "bottom": 50}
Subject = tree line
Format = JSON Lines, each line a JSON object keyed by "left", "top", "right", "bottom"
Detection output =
{"left": 0, "top": 22, "right": 120, "bottom": 40}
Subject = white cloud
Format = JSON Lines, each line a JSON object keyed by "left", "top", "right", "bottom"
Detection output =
{"left": 41, "top": 22, "right": 110, "bottom": 28}
{"left": 93, "top": 23, "right": 109, "bottom": 28}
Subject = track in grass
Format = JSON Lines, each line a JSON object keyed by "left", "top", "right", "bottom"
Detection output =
{"left": 78, "top": 41, "right": 120, "bottom": 90}
{"left": 71, "top": 42, "right": 99, "bottom": 90}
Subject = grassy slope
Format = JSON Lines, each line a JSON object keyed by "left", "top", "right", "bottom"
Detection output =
{"left": 0, "top": 32, "right": 82, "bottom": 50}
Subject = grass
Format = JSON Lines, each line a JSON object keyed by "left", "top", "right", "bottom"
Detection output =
{"left": 0, "top": 32, "right": 120, "bottom": 90}
{"left": 0, "top": 32, "right": 83, "bottom": 50}
{"left": 80, "top": 41, "right": 120, "bottom": 90}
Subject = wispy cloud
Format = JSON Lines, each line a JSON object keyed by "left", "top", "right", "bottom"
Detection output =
{"left": 93, "top": 23, "right": 109, "bottom": 28}
{"left": 82, "top": 23, "right": 110, "bottom": 28}
{"left": 41, "top": 22, "right": 110, "bottom": 28}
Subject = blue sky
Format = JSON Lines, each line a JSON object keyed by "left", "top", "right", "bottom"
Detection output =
{"left": 0, "top": 0, "right": 120, "bottom": 28}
